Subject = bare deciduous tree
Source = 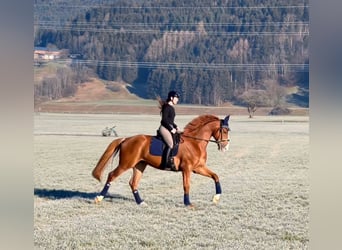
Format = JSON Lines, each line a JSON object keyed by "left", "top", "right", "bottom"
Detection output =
{"left": 262, "top": 80, "right": 287, "bottom": 107}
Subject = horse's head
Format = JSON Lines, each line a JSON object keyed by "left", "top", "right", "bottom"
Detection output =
{"left": 212, "top": 115, "right": 231, "bottom": 151}
{"left": 183, "top": 114, "right": 231, "bottom": 151}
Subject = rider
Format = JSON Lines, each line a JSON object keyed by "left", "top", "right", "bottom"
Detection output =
{"left": 158, "top": 90, "right": 180, "bottom": 171}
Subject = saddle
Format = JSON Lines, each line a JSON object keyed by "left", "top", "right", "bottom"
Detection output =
{"left": 149, "top": 131, "right": 180, "bottom": 157}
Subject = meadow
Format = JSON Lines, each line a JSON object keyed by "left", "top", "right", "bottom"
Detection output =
{"left": 34, "top": 113, "right": 309, "bottom": 249}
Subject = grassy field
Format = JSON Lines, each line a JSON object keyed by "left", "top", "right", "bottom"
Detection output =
{"left": 34, "top": 113, "right": 309, "bottom": 249}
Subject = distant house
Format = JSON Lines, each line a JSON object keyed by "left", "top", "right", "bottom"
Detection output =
{"left": 34, "top": 47, "right": 68, "bottom": 61}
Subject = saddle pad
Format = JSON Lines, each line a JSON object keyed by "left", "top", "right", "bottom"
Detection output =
{"left": 149, "top": 137, "right": 179, "bottom": 156}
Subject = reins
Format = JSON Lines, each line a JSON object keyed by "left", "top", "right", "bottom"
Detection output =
{"left": 181, "top": 134, "right": 217, "bottom": 143}
{"left": 180, "top": 132, "right": 230, "bottom": 145}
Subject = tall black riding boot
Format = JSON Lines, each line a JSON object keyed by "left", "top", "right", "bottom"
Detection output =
{"left": 167, "top": 156, "right": 176, "bottom": 171}
{"left": 162, "top": 146, "right": 177, "bottom": 171}
{"left": 166, "top": 147, "right": 177, "bottom": 171}
{"left": 161, "top": 146, "right": 168, "bottom": 168}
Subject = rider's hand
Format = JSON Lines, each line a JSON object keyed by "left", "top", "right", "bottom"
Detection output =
{"left": 171, "top": 128, "right": 177, "bottom": 134}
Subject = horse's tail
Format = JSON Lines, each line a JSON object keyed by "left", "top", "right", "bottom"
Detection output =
{"left": 92, "top": 138, "right": 126, "bottom": 182}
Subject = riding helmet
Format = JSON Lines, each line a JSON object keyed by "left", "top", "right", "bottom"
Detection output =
{"left": 168, "top": 91, "right": 180, "bottom": 99}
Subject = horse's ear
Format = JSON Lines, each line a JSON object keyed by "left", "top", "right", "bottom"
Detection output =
{"left": 221, "top": 115, "right": 230, "bottom": 129}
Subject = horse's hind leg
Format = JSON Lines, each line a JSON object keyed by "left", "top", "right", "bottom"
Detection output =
{"left": 95, "top": 164, "right": 131, "bottom": 203}
{"left": 129, "top": 162, "right": 147, "bottom": 205}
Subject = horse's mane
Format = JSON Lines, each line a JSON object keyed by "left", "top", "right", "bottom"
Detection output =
{"left": 183, "top": 114, "right": 219, "bottom": 135}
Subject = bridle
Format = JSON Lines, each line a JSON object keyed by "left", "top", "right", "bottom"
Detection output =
{"left": 180, "top": 119, "right": 230, "bottom": 149}
{"left": 214, "top": 121, "right": 230, "bottom": 150}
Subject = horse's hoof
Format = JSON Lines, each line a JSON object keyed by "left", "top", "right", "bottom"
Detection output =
{"left": 94, "top": 195, "right": 104, "bottom": 204}
{"left": 212, "top": 194, "right": 221, "bottom": 204}
{"left": 186, "top": 203, "right": 195, "bottom": 209}
{"left": 139, "top": 201, "right": 147, "bottom": 206}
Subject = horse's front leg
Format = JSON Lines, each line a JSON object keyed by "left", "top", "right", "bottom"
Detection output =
{"left": 192, "top": 166, "right": 222, "bottom": 204}
{"left": 182, "top": 170, "right": 193, "bottom": 207}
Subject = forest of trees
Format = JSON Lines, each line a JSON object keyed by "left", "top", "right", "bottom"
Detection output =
{"left": 34, "top": 0, "right": 309, "bottom": 107}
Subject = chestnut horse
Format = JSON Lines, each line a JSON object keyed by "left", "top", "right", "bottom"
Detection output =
{"left": 92, "top": 114, "right": 230, "bottom": 206}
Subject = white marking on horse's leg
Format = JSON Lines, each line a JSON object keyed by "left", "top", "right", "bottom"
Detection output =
{"left": 95, "top": 195, "right": 104, "bottom": 204}
{"left": 139, "top": 201, "right": 148, "bottom": 206}
{"left": 212, "top": 194, "right": 221, "bottom": 204}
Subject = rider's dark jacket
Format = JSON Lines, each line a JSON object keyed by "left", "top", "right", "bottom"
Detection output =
{"left": 160, "top": 104, "right": 178, "bottom": 131}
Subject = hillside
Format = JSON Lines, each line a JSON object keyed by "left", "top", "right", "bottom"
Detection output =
{"left": 34, "top": 0, "right": 309, "bottom": 107}
{"left": 33, "top": 60, "right": 308, "bottom": 116}
{"left": 36, "top": 78, "right": 308, "bottom": 116}
{"left": 58, "top": 78, "right": 139, "bottom": 102}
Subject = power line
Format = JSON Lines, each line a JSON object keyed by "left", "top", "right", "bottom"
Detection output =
{"left": 34, "top": 4, "right": 308, "bottom": 10}
{"left": 35, "top": 20, "right": 309, "bottom": 27}
{"left": 34, "top": 3, "right": 308, "bottom": 72}
{"left": 34, "top": 4, "right": 309, "bottom": 35}
{"left": 55, "top": 59, "right": 309, "bottom": 72}
{"left": 34, "top": 25, "right": 309, "bottom": 36}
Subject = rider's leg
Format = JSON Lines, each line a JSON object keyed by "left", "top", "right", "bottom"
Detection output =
{"left": 159, "top": 126, "right": 176, "bottom": 171}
